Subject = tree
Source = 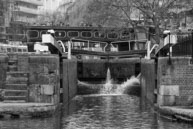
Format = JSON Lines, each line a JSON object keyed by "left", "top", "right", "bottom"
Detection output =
{"left": 82, "top": 0, "right": 188, "bottom": 44}
{"left": 130, "top": 0, "right": 181, "bottom": 44}
{"left": 83, "top": 0, "right": 129, "bottom": 27}
{"left": 36, "top": 11, "right": 66, "bottom": 26}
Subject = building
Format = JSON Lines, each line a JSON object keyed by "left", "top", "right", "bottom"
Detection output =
{"left": 0, "top": 0, "right": 10, "bottom": 42}
{"left": 0, "top": 0, "right": 44, "bottom": 42}
{"left": 0, "top": 0, "right": 5, "bottom": 42}
{"left": 11, "top": 0, "right": 43, "bottom": 25}
{"left": 39, "top": 0, "right": 62, "bottom": 13}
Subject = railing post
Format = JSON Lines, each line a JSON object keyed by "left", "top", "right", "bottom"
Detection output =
{"left": 192, "top": 31, "right": 193, "bottom": 63}
{"left": 68, "top": 41, "right": 71, "bottom": 60}
{"left": 168, "top": 32, "right": 171, "bottom": 65}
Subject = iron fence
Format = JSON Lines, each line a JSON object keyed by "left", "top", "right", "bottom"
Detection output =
{"left": 172, "top": 33, "right": 193, "bottom": 57}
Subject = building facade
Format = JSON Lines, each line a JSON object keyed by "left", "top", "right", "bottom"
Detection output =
{"left": 0, "top": 0, "right": 10, "bottom": 42}
{"left": 11, "top": 0, "right": 43, "bottom": 25}
{"left": 39, "top": 0, "right": 61, "bottom": 13}
{"left": 0, "top": 0, "right": 5, "bottom": 42}
{"left": 0, "top": 0, "right": 44, "bottom": 42}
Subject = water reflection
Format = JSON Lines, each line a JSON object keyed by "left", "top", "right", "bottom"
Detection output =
{"left": 1, "top": 95, "right": 193, "bottom": 129}
{"left": 62, "top": 95, "right": 193, "bottom": 129}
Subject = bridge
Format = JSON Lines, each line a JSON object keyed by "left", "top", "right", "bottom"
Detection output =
{"left": 25, "top": 26, "right": 137, "bottom": 43}
{"left": 7, "top": 26, "right": 148, "bottom": 58}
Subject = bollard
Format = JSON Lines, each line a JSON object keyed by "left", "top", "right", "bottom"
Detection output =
{"left": 68, "top": 41, "right": 71, "bottom": 59}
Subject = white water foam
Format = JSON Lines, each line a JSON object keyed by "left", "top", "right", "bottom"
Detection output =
{"left": 78, "top": 68, "right": 140, "bottom": 95}
{"left": 100, "top": 68, "right": 114, "bottom": 94}
{"left": 100, "top": 68, "right": 140, "bottom": 94}
{"left": 114, "top": 76, "right": 140, "bottom": 94}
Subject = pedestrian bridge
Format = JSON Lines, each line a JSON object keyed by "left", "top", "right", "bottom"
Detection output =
{"left": 25, "top": 26, "right": 142, "bottom": 43}
{"left": 7, "top": 25, "right": 148, "bottom": 58}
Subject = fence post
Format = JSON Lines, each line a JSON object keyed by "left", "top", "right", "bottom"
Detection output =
{"left": 168, "top": 32, "right": 171, "bottom": 65}
{"left": 192, "top": 31, "right": 193, "bottom": 63}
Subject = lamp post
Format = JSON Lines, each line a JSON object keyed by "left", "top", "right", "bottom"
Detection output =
{"left": 191, "top": 30, "right": 193, "bottom": 64}
{"left": 164, "top": 30, "right": 171, "bottom": 65}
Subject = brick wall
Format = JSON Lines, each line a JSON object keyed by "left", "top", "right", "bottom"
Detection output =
{"left": 158, "top": 57, "right": 193, "bottom": 106}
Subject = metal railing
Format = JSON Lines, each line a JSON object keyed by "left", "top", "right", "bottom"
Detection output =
{"left": 172, "top": 32, "right": 193, "bottom": 57}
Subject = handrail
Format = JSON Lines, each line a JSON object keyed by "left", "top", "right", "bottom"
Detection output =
{"left": 57, "top": 40, "right": 66, "bottom": 53}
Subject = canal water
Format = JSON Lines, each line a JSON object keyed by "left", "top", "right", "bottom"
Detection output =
{"left": 1, "top": 72, "right": 193, "bottom": 129}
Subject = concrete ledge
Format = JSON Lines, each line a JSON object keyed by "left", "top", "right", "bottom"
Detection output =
{"left": 158, "top": 106, "right": 193, "bottom": 122}
{"left": 159, "top": 85, "right": 179, "bottom": 96}
{"left": 0, "top": 103, "right": 58, "bottom": 118}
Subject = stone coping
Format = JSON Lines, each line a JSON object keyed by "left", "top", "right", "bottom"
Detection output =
{"left": 0, "top": 103, "right": 58, "bottom": 118}
{"left": 158, "top": 106, "right": 193, "bottom": 122}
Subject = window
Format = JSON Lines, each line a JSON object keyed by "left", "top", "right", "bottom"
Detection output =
{"left": 121, "top": 30, "right": 130, "bottom": 39}
{"left": 107, "top": 32, "right": 119, "bottom": 39}
{"left": 55, "top": 31, "right": 66, "bottom": 38}
{"left": 81, "top": 31, "right": 92, "bottom": 38}
{"left": 94, "top": 31, "right": 106, "bottom": 38}
{"left": 67, "top": 31, "right": 79, "bottom": 38}
{"left": 27, "top": 30, "right": 39, "bottom": 39}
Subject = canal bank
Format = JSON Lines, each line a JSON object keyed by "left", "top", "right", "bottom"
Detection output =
{"left": 156, "top": 105, "right": 193, "bottom": 122}
{"left": 0, "top": 53, "right": 77, "bottom": 118}
{"left": 0, "top": 103, "right": 58, "bottom": 118}
{"left": 1, "top": 51, "right": 193, "bottom": 124}
{"left": 141, "top": 57, "right": 193, "bottom": 123}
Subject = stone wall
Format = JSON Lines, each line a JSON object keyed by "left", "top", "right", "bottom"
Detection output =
{"left": 28, "top": 55, "right": 60, "bottom": 104}
{"left": 0, "top": 54, "right": 8, "bottom": 101}
{"left": 157, "top": 57, "right": 193, "bottom": 106}
{"left": 109, "top": 58, "right": 141, "bottom": 80}
{"left": 78, "top": 60, "right": 107, "bottom": 80}
{"left": 62, "top": 59, "right": 77, "bottom": 104}
{"left": 141, "top": 59, "right": 155, "bottom": 104}
{"left": 0, "top": 53, "right": 78, "bottom": 105}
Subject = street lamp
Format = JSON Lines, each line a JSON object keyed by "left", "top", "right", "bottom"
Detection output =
{"left": 163, "top": 30, "right": 171, "bottom": 65}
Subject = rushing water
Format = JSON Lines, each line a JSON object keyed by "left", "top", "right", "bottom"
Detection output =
{"left": 1, "top": 72, "right": 193, "bottom": 129}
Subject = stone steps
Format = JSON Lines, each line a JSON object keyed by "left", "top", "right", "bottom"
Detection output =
{"left": 8, "top": 65, "right": 17, "bottom": 71}
{"left": 5, "top": 84, "right": 27, "bottom": 90}
{"left": 3, "top": 100, "right": 26, "bottom": 103}
{"left": 6, "top": 77, "right": 28, "bottom": 84}
{"left": 8, "top": 61, "right": 17, "bottom": 66}
{"left": 4, "top": 90, "right": 27, "bottom": 96}
{"left": 7, "top": 71, "right": 28, "bottom": 76}
{"left": 4, "top": 96, "right": 27, "bottom": 101}
{"left": 4, "top": 55, "right": 29, "bottom": 103}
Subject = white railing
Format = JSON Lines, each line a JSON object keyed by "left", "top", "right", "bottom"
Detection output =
{"left": 0, "top": 44, "right": 28, "bottom": 53}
